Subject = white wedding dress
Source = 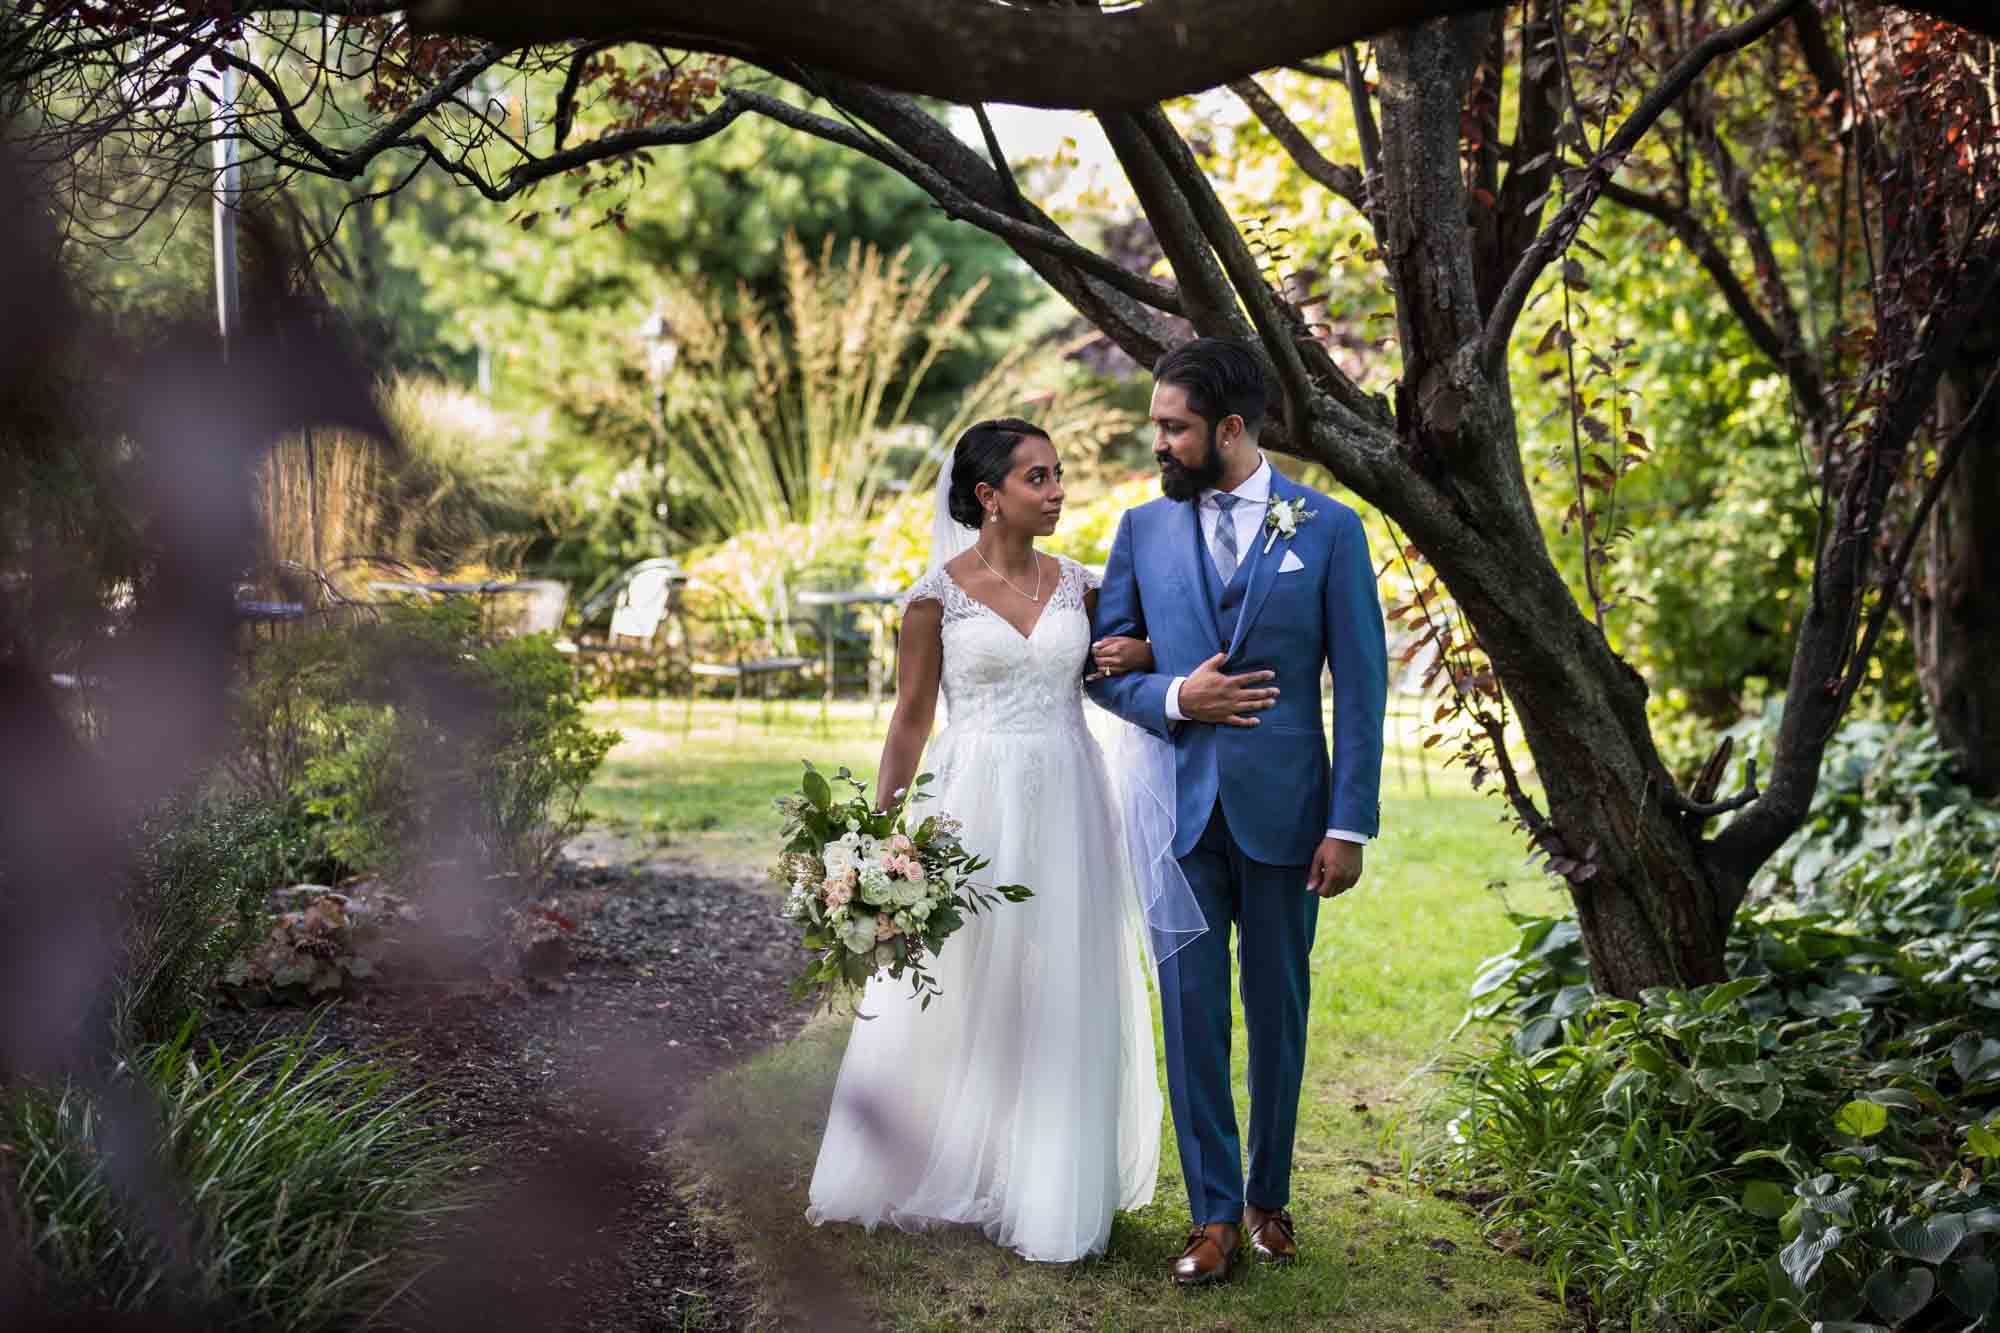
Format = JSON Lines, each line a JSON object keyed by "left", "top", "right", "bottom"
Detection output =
{"left": 805, "top": 555, "right": 1162, "bottom": 1263}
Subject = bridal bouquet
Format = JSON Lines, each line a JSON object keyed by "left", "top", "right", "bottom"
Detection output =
{"left": 775, "top": 762, "right": 1031, "bottom": 1011}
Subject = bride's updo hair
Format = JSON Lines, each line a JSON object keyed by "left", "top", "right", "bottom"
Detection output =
{"left": 947, "top": 417, "right": 1050, "bottom": 530}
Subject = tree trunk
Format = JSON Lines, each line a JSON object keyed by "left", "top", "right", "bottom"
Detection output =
{"left": 1916, "top": 324, "right": 2000, "bottom": 795}
{"left": 1367, "top": 416, "right": 1739, "bottom": 996}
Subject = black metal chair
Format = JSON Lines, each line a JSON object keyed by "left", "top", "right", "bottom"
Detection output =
{"left": 673, "top": 579, "right": 814, "bottom": 730}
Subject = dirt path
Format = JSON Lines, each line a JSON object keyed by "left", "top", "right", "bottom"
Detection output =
{"left": 199, "top": 836, "right": 808, "bottom": 1332}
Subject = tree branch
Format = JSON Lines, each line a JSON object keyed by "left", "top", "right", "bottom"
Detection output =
{"left": 1598, "top": 177, "right": 1822, "bottom": 413}
{"left": 408, "top": 0, "right": 1502, "bottom": 109}
{"left": 804, "top": 77, "right": 1182, "bottom": 366}
{"left": 1096, "top": 109, "right": 1249, "bottom": 340}
{"left": 1478, "top": 0, "right": 1805, "bottom": 375}
{"left": 1691, "top": 105, "right": 1833, "bottom": 426}
{"left": 1709, "top": 248, "right": 2000, "bottom": 884}
{"left": 1227, "top": 77, "right": 1367, "bottom": 216}
{"left": 726, "top": 90, "right": 1181, "bottom": 316}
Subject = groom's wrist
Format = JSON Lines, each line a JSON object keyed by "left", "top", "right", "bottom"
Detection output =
{"left": 1325, "top": 828, "right": 1369, "bottom": 844}
{"left": 1164, "top": 676, "right": 1188, "bottom": 723}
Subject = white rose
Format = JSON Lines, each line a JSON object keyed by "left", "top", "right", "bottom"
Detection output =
{"left": 840, "top": 913, "right": 879, "bottom": 955}
{"left": 822, "top": 839, "right": 858, "bottom": 880}
{"left": 892, "top": 910, "right": 915, "bottom": 934}
{"left": 873, "top": 941, "right": 897, "bottom": 968}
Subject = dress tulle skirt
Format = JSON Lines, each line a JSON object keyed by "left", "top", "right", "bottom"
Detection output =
{"left": 804, "top": 721, "right": 1162, "bottom": 1262}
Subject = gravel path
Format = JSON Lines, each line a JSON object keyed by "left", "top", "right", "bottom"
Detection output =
{"left": 198, "top": 839, "right": 810, "bottom": 1332}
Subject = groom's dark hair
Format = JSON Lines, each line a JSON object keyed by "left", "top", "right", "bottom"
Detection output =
{"left": 947, "top": 417, "right": 1050, "bottom": 530}
{"left": 1153, "top": 338, "right": 1271, "bottom": 436}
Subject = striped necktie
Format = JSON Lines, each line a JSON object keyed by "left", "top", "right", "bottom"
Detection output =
{"left": 1208, "top": 493, "right": 1242, "bottom": 584}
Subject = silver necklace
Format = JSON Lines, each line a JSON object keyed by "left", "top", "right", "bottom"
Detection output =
{"left": 974, "top": 545, "right": 1044, "bottom": 603}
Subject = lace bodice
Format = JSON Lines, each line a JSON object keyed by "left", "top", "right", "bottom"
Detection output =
{"left": 901, "top": 555, "right": 1099, "bottom": 738}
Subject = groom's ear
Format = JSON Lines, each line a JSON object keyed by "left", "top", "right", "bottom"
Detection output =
{"left": 1218, "top": 414, "right": 1245, "bottom": 448}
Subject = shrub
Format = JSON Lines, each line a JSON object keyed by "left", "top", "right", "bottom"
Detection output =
{"left": 1426, "top": 716, "right": 2000, "bottom": 1329}
{"left": 231, "top": 599, "right": 617, "bottom": 893}
{"left": 3, "top": 1025, "right": 465, "bottom": 1329}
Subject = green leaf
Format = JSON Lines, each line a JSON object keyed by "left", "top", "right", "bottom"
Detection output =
{"left": 801, "top": 768, "right": 832, "bottom": 811}
{"left": 1779, "top": 1222, "right": 1844, "bottom": 1289}
{"left": 1549, "top": 983, "right": 1595, "bottom": 1020}
{"left": 1700, "top": 977, "right": 1764, "bottom": 1011}
{"left": 1889, "top": 1214, "right": 1966, "bottom": 1265}
{"left": 1862, "top": 1088, "right": 1923, "bottom": 1111}
{"left": 1468, "top": 955, "right": 1521, "bottom": 999}
{"left": 1833, "top": 1100, "right": 1889, "bottom": 1140}
{"left": 1602, "top": 1069, "right": 1650, "bottom": 1112}
{"left": 1943, "top": 1257, "right": 1998, "bottom": 1317}
{"left": 1964, "top": 1208, "right": 2000, "bottom": 1235}
{"left": 1628, "top": 1042, "right": 1671, "bottom": 1076}
{"left": 1953, "top": 1035, "right": 2000, "bottom": 1086}
{"left": 1862, "top": 1261, "right": 1935, "bottom": 1320}
{"left": 1967, "top": 1123, "right": 2000, "bottom": 1159}
{"left": 1742, "top": 1180, "right": 1791, "bottom": 1220}
{"left": 1514, "top": 1016, "right": 1560, "bottom": 1054}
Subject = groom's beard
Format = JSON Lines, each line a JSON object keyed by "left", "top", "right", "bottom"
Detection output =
{"left": 1156, "top": 430, "right": 1225, "bottom": 502}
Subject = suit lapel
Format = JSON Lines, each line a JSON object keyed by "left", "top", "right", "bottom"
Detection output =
{"left": 1168, "top": 499, "right": 1224, "bottom": 649}
{"left": 1227, "top": 473, "right": 1294, "bottom": 658}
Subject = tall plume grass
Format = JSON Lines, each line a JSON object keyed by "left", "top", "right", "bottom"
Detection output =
{"left": 251, "top": 376, "right": 547, "bottom": 591}
{"left": 670, "top": 234, "right": 1134, "bottom": 541}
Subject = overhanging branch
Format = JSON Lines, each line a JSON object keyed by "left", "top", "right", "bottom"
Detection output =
{"left": 407, "top": 0, "right": 1502, "bottom": 109}
{"left": 1478, "top": 0, "right": 1805, "bottom": 375}
{"left": 1228, "top": 77, "right": 1368, "bottom": 216}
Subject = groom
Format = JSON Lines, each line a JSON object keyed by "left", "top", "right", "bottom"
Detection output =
{"left": 1087, "top": 337, "right": 1387, "bottom": 1285}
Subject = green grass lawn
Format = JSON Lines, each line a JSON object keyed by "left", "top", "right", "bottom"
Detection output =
{"left": 585, "top": 698, "right": 1572, "bottom": 1330}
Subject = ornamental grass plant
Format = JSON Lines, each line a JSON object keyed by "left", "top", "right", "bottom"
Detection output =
{"left": 3, "top": 1024, "right": 466, "bottom": 1330}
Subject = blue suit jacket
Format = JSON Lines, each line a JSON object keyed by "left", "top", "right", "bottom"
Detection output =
{"left": 1086, "top": 471, "right": 1388, "bottom": 865}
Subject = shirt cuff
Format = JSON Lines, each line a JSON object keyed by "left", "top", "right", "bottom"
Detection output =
{"left": 1325, "top": 828, "right": 1370, "bottom": 845}
{"left": 1165, "top": 676, "right": 1187, "bottom": 723}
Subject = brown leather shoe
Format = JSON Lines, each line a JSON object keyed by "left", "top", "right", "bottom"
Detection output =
{"left": 1244, "top": 1207, "right": 1298, "bottom": 1264}
{"left": 1172, "top": 1222, "right": 1241, "bottom": 1286}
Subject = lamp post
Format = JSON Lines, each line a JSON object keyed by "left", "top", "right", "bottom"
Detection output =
{"left": 637, "top": 310, "right": 681, "bottom": 539}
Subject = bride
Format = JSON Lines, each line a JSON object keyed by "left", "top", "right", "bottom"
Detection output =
{"left": 805, "top": 417, "right": 1178, "bottom": 1263}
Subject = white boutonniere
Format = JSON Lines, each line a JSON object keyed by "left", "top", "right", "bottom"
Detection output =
{"left": 1262, "top": 497, "right": 1316, "bottom": 553}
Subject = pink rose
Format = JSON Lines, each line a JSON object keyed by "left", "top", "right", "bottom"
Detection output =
{"left": 890, "top": 834, "right": 916, "bottom": 856}
{"left": 823, "top": 878, "right": 853, "bottom": 908}
{"left": 874, "top": 913, "right": 899, "bottom": 942}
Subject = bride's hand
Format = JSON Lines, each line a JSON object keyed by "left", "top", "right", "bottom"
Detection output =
{"left": 1088, "top": 635, "right": 1154, "bottom": 680}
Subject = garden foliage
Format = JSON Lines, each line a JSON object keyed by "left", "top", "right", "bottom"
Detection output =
{"left": 2, "top": 1025, "right": 465, "bottom": 1329}
{"left": 236, "top": 598, "right": 617, "bottom": 891}
{"left": 1430, "top": 716, "right": 2000, "bottom": 1330}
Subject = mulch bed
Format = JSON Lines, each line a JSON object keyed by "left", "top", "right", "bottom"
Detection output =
{"left": 197, "top": 847, "right": 811, "bottom": 1333}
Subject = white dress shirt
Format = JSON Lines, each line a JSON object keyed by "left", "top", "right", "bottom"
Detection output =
{"left": 1162, "top": 455, "right": 1368, "bottom": 846}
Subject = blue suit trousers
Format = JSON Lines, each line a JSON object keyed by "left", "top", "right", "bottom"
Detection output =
{"left": 1157, "top": 802, "right": 1320, "bottom": 1224}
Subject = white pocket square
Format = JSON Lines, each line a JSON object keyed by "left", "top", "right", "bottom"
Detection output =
{"left": 1278, "top": 550, "right": 1306, "bottom": 574}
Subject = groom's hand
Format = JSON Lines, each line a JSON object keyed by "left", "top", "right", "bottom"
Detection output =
{"left": 1308, "top": 838, "right": 1363, "bottom": 898}
{"left": 1178, "top": 652, "right": 1278, "bottom": 728}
